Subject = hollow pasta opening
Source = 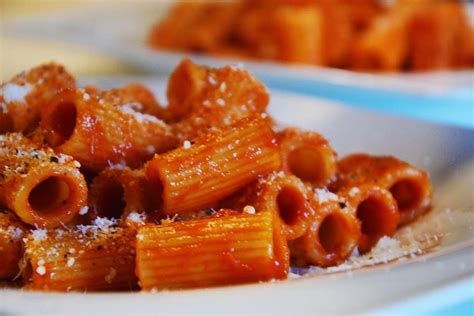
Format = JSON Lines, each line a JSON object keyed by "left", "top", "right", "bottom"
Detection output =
{"left": 48, "top": 101, "right": 77, "bottom": 146}
{"left": 28, "top": 176, "right": 71, "bottom": 214}
{"left": 288, "top": 146, "right": 329, "bottom": 184}
{"left": 277, "top": 186, "right": 306, "bottom": 226}
{"left": 356, "top": 194, "right": 394, "bottom": 237}
{"left": 318, "top": 213, "right": 352, "bottom": 254}
{"left": 96, "top": 182, "right": 126, "bottom": 219}
{"left": 390, "top": 178, "right": 423, "bottom": 213}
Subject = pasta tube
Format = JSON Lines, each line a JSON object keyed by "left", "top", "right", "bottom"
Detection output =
{"left": 0, "top": 210, "right": 25, "bottom": 280}
{"left": 40, "top": 88, "right": 177, "bottom": 171}
{"left": 0, "top": 133, "right": 87, "bottom": 228}
{"left": 22, "top": 218, "right": 137, "bottom": 291}
{"left": 89, "top": 167, "right": 158, "bottom": 225}
{"left": 289, "top": 195, "right": 360, "bottom": 267}
{"left": 226, "top": 172, "right": 314, "bottom": 241}
{"left": 408, "top": 2, "right": 471, "bottom": 70}
{"left": 335, "top": 154, "right": 432, "bottom": 225}
{"left": 278, "top": 128, "right": 337, "bottom": 188}
{"left": 146, "top": 118, "right": 281, "bottom": 215}
{"left": 338, "top": 184, "right": 399, "bottom": 254}
{"left": 136, "top": 210, "right": 289, "bottom": 290}
{"left": 237, "top": 5, "right": 324, "bottom": 64}
{"left": 167, "top": 59, "right": 269, "bottom": 140}
{"left": 0, "top": 63, "right": 75, "bottom": 133}
{"left": 148, "top": 2, "right": 243, "bottom": 53}
{"left": 84, "top": 83, "right": 169, "bottom": 121}
{"left": 350, "top": 1, "right": 428, "bottom": 70}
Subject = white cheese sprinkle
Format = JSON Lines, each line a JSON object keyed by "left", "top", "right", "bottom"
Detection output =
{"left": 216, "top": 98, "right": 225, "bottom": 106}
{"left": 127, "top": 212, "right": 146, "bottom": 224}
{"left": 66, "top": 257, "right": 75, "bottom": 267}
{"left": 314, "top": 188, "right": 339, "bottom": 204}
{"left": 119, "top": 104, "right": 163, "bottom": 124}
{"left": 79, "top": 206, "right": 89, "bottom": 216}
{"left": 348, "top": 187, "right": 360, "bottom": 197}
{"left": 219, "top": 82, "right": 227, "bottom": 93}
{"left": 36, "top": 266, "right": 46, "bottom": 276}
{"left": 243, "top": 205, "right": 256, "bottom": 215}
{"left": 32, "top": 229, "right": 48, "bottom": 242}
{"left": 1, "top": 82, "right": 33, "bottom": 104}
{"left": 83, "top": 93, "right": 90, "bottom": 101}
{"left": 208, "top": 76, "right": 217, "bottom": 85}
{"left": 183, "top": 140, "right": 191, "bottom": 149}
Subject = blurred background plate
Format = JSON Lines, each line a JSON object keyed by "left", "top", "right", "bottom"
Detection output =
{"left": 1, "top": 76, "right": 473, "bottom": 315}
{"left": 3, "top": 2, "right": 474, "bottom": 129}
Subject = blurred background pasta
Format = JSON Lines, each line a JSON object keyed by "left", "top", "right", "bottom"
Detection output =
{"left": 149, "top": 0, "right": 474, "bottom": 72}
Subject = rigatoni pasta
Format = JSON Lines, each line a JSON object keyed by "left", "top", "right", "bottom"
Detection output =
{"left": 145, "top": 117, "right": 280, "bottom": 215}
{"left": 278, "top": 128, "right": 337, "bottom": 188}
{"left": 136, "top": 210, "right": 289, "bottom": 290}
{"left": 0, "top": 61, "right": 436, "bottom": 292}
{"left": 338, "top": 184, "right": 400, "bottom": 254}
{"left": 148, "top": 0, "right": 474, "bottom": 71}
{"left": 22, "top": 218, "right": 137, "bottom": 291}
{"left": 334, "top": 154, "right": 432, "bottom": 226}
{"left": 0, "top": 133, "right": 87, "bottom": 228}
{"left": 168, "top": 59, "right": 269, "bottom": 141}
{"left": 0, "top": 63, "right": 75, "bottom": 134}
{"left": 290, "top": 195, "right": 361, "bottom": 267}
{"left": 89, "top": 167, "right": 158, "bottom": 224}
{"left": 224, "top": 172, "right": 314, "bottom": 241}
{"left": 40, "top": 88, "right": 177, "bottom": 171}
{"left": 84, "top": 83, "right": 169, "bottom": 121}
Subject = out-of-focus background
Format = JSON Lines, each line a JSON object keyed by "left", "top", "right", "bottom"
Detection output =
{"left": 1, "top": 0, "right": 143, "bottom": 80}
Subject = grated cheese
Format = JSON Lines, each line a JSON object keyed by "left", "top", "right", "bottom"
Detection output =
{"left": 183, "top": 140, "right": 191, "bottom": 149}
{"left": 208, "top": 76, "right": 217, "bottom": 85}
{"left": 66, "top": 257, "right": 75, "bottom": 267}
{"left": 216, "top": 98, "right": 225, "bottom": 106}
{"left": 348, "top": 187, "right": 360, "bottom": 197}
{"left": 243, "top": 205, "right": 256, "bottom": 215}
{"left": 219, "top": 82, "right": 227, "bottom": 93}
{"left": 78, "top": 206, "right": 89, "bottom": 216}
{"left": 31, "top": 229, "right": 47, "bottom": 242}
{"left": 36, "top": 266, "right": 46, "bottom": 276}
{"left": 1, "top": 82, "right": 33, "bottom": 104}
{"left": 314, "top": 188, "right": 339, "bottom": 204}
{"left": 127, "top": 212, "right": 146, "bottom": 224}
{"left": 119, "top": 104, "right": 163, "bottom": 124}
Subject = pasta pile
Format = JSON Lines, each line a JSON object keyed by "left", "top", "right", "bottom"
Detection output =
{"left": 148, "top": 0, "right": 474, "bottom": 72}
{"left": 0, "top": 60, "right": 432, "bottom": 291}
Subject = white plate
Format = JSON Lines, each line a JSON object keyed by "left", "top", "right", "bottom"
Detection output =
{"left": 1, "top": 77, "right": 473, "bottom": 315}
